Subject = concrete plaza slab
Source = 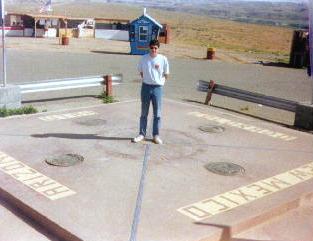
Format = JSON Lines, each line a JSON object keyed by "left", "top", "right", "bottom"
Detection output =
{"left": 0, "top": 203, "right": 50, "bottom": 241}
{"left": 0, "top": 99, "right": 312, "bottom": 241}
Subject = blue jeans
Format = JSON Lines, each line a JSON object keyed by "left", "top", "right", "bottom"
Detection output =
{"left": 139, "top": 83, "right": 163, "bottom": 136}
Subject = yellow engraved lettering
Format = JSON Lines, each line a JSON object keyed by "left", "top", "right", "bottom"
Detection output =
{"left": 282, "top": 136, "right": 297, "bottom": 141}
{"left": 188, "top": 111, "right": 200, "bottom": 116}
{"left": 44, "top": 116, "right": 57, "bottom": 121}
{"left": 29, "top": 178, "right": 56, "bottom": 189}
{"left": 269, "top": 132, "right": 285, "bottom": 138}
{"left": 38, "top": 117, "right": 47, "bottom": 121}
{"left": 188, "top": 112, "right": 208, "bottom": 118}
{"left": 1, "top": 162, "right": 25, "bottom": 171}
{"left": 247, "top": 184, "right": 272, "bottom": 195}
{"left": 202, "top": 198, "right": 230, "bottom": 212}
{"left": 180, "top": 205, "right": 212, "bottom": 219}
{"left": 302, "top": 164, "right": 313, "bottom": 175}
{"left": 19, "top": 174, "right": 43, "bottom": 182}
{"left": 228, "top": 122, "right": 244, "bottom": 128}
{"left": 215, "top": 118, "right": 231, "bottom": 124}
{"left": 0, "top": 152, "right": 8, "bottom": 159}
{"left": 204, "top": 115, "right": 219, "bottom": 121}
{"left": 42, "top": 186, "right": 74, "bottom": 198}
{"left": 261, "top": 177, "right": 291, "bottom": 190}
{"left": 219, "top": 195, "right": 240, "bottom": 205}
{"left": 0, "top": 156, "right": 17, "bottom": 165}
{"left": 196, "top": 113, "right": 207, "bottom": 118}
{"left": 55, "top": 115, "right": 67, "bottom": 120}
{"left": 289, "top": 170, "right": 312, "bottom": 181}
{"left": 80, "top": 111, "right": 95, "bottom": 116}
{"left": 242, "top": 126, "right": 259, "bottom": 132}
{"left": 63, "top": 113, "right": 76, "bottom": 118}
{"left": 10, "top": 168, "right": 43, "bottom": 182}
{"left": 10, "top": 168, "right": 37, "bottom": 179}
{"left": 229, "top": 189, "right": 258, "bottom": 201}
{"left": 257, "top": 129, "right": 274, "bottom": 135}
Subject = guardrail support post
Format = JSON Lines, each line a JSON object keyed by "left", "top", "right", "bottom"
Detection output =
{"left": 294, "top": 103, "right": 313, "bottom": 130}
{"left": 105, "top": 75, "right": 113, "bottom": 97}
{"left": 204, "top": 80, "right": 215, "bottom": 105}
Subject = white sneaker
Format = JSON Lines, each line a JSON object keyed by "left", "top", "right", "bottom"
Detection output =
{"left": 153, "top": 135, "right": 163, "bottom": 144}
{"left": 132, "top": 134, "right": 145, "bottom": 143}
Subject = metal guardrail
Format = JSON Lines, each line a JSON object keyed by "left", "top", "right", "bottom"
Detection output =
{"left": 198, "top": 80, "right": 298, "bottom": 112}
{"left": 19, "top": 74, "right": 123, "bottom": 94}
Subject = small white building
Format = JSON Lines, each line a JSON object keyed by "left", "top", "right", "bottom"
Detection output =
{"left": 94, "top": 18, "right": 130, "bottom": 41}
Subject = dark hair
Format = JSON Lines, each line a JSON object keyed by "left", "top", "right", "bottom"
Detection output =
{"left": 149, "top": 39, "right": 160, "bottom": 48}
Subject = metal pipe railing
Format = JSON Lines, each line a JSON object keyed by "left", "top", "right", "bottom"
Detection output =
{"left": 19, "top": 74, "right": 122, "bottom": 94}
{"left": 198, "top": 80, "right": 299, "bottom": 112}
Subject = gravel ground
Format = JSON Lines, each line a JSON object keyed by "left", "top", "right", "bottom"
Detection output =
{"left": 1, "top": 37, "right": 312, "bottom": 126}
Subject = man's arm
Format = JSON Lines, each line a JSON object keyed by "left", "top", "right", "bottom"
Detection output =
{"left": 140, "top": 72, "right": 143, "bottom": 79}
{"left": 163, "top": 56, "right": 170, "bottom": 81}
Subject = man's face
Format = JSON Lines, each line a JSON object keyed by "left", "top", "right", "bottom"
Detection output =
{"left": 150, "top": 45, "right": 159, "bottom": 56}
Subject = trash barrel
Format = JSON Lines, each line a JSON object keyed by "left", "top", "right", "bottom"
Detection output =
{"left": 61, "top": 35, "right": 69, "bottom": 45}
{"left": 207, "top": 47, "right": 216, "bottom": 60}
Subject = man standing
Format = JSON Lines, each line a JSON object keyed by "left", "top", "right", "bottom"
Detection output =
{"left": 132, "top": 39, "right": 170, "bottom": 144}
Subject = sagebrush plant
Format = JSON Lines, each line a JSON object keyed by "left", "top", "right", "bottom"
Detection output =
{"left": 98, "top": 92, "right": 117, "bottom": 104}
{"left": 0, "top": 106, "right": 38, "bottom": 117}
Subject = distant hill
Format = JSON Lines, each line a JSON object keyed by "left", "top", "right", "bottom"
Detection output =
{"left": 110, "top": 0, "right": 308, "bottom": 29}
{"left": 6, "top": 0, "right": 309, "bottom": 30}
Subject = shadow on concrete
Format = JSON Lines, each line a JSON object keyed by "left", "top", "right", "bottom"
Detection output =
{"left": 0, "top": 188, "right": 63, "bottom": 241}
{"left": 91, "top": 50, "right": 130, "bottom": 56}
{"left": 183, "top": 99, "right": 313, "bottom": 134}
{"left": 195, "top": 222, "right": 232, "bottom": 240}
{"left": 29, "top": 133, "right": 313, "bottom": 153}
{"left": 183, "top": 55, "right": 207, "bottom": 60}
{"left": 195, "top": 222, "right": 271, "bottom": 241}
{"left": 231, "top": 239, "right": 274, "bottom": 241}
{"left": 29, "top": 133, "right": 313, "bottom": 154}
{"left": 182, "top": 98, "right": 293, "bottom": 129}
{"left": 182, "top": 99, "right": 204, "bottom": 105}
{"left": 32, "top": 133, "right": 133, "bottom": 141}
{"left": 31, "top": 133, "right": 161, "bottom": 144}
{"left": 255, "top": 61, "right": 292, "bottom": 68}
{"left": 22, "top": 95, "right": 99, "bottom": 104}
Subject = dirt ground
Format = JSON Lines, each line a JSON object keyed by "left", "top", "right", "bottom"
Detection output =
{"left": 5, "top": 36, "right": 276, "bottom": 64}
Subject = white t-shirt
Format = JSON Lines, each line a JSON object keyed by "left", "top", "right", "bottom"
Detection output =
{"left": 138, "top": 54, "right": 170, "bottom": 86}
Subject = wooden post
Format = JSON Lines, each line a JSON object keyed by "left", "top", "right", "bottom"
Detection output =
{"left": 105, "top": 75, "right": 113, "bottom": 97}
{"left": 204, "top": 80, "right": 215, "bottom": 105}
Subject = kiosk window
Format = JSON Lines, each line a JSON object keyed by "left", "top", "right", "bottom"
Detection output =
{"left": 139, "top": 26, "right": 148, "bottom": 41}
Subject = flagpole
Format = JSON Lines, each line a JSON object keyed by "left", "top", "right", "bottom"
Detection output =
{"left": 1, "top": 0, "right": 6, "bottom": 87}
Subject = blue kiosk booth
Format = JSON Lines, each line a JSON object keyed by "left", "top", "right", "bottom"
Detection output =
{"left": 129, "top": 9, "right": 163, "bottom": 55}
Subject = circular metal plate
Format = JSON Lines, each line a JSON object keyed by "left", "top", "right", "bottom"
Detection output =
{"left": 75, "top": 118, "right": 107, "bottom": 126}
{"left": 199, "top": 125, "right": 225, "bottom": 133}
{"left": 45, "top": 154, "right": 84, "bottom": 167}
{"left": 205, "top": 162, "right": 245, "bottom": 176}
